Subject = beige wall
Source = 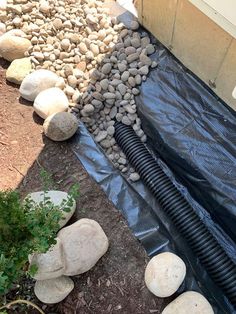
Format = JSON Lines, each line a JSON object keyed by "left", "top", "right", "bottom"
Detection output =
{"left": 137, "top": 0, "right": 236, "bottom": 111}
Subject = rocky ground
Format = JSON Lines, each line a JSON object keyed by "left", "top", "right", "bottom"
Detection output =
{"left": 0, "top": 0, "right": 157, "bottom": 180}
{"left": 0, "top": 59, "right": 168, "bottom": 313}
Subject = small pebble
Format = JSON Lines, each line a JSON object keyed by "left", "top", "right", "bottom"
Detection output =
{"left": 129, "top": 173, "right": 140, "bottom": 182}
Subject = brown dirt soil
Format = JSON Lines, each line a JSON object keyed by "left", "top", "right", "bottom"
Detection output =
{"left": 0, "top": 59, "right": 168, "bottom": 313}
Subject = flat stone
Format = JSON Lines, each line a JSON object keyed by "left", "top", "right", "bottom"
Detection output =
{"left": 6, "top": 57, "right": 32, "bottom": 84}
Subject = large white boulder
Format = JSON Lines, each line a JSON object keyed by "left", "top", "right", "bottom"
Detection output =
{"left": 162, "top": 291, "right": 214, "bottom": 314}
{"left": 25, "top": 190, "right": 76, "bottom": 228}
{"left": 0, "top": 30, "right": 31, "bottom": 61}
{"left": 6, "top": 57, "right": 32, "bottom": 84}
{"left": 20, "top": 70, "right": 60, "bottom": 101}
{"left": 34, "top": 276, "right": 74, "bottom": 304}
{"left": 145, "top": 252, "right": 186, "bottom": 297}
{"left": 43, "top": 112, "right": 78, "bottom": 141}
{"left": 29, "top": 238, "right": 64, "bottom": 280}
{"left": 33, "top": 87, "right": 69, "bottom": 119}
{"left": 58, "top": 219, "right": 109, "bottom": 276}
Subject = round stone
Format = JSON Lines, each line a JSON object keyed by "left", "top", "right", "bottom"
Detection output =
{"left": 58, "top": 219, "right": 109, "bottom": 276}
{"left": 145, "top": 252, "right": 186, "bottom": 298}
{"left": 43, "top": 112, "right": 78, "bottom": 141}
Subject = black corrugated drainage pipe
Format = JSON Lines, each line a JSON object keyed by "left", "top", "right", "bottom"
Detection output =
{"left": 114, "top": 121, "right": 236, "bottom": 308}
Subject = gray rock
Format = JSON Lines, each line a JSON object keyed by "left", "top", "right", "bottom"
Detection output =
{"left": 100, "top": 139, "right": 111, "bottom": 148}
{"left": 116, "top": 113, "right": 123, "bottom": 122}
{"left": 140, "top": 54, "right": 152, "bottom": 66}
{"left": 125, "top": 105, "right": 136, "bottom": 114}
{"left": 146, "top": 44, "right": 155, "bottom": 55}
{"left": 118, "top": 157, "right": 126, "bottom": 165}
{"left": 109, "top": 106, "right": 117, "bottom": 119}
{"left": 83, "top": 104, "right": 95, "bottom": 114}
{"left": 101, "top": 63, "right": 112, "bottom": 75}
{"left": 95, "top": 130, "right": 107, "bottom": 142}
{"left": 43, "top": 112, "right": 78, "bottom": 141}
{"left": 129, "top": 172, "right": 140, "bottom": 182}
{"left": 139, "top": 65, "right": 149, "bottom": 76}
{"left": 117, "top": 63, "right": 127, "bottom": 72}
{"left": 100, "top": 79, "right": 109, "bottom": 90}
{"left": 107, "top": 125, "right": 115, "bottom": 136}
{"left": 122, "top": 116, "right": 131, "bottom": 126}
{"left": 125, "top": 46, "right": 136, "bottom": 55}
{"left": 132, "top": 88, "right": 140, "bottom": 95}
{"left": 127, "top": 52, "right": 139, "bottom": 63}
{"left": 131, "top": 38, "right": 140, "bottom": 48}
{"left": 121, "top": 71, "right": 130, "bottom": 82}
{"left": 117, "top": 83, "right": 127, "bottom": 96}
{"left": 103, "top": 92, "right": 116, "bottom": 99}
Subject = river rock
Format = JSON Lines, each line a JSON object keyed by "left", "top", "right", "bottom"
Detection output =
{"left": 29, "top": 238, "right": 64, "bottom": 280}
{"left": 101, "top": 63, "right": 112, "bottom": 75}
{"left": 145, "top": 252, "right": 186, "bottom": 297}
{"left": 34, "top": 87, "right": 69, "bottom": 119}
{"left": 58, "top": 219, "right": 109, "bottom": 276}
{"left": 20, "top": 69, "right": 60, "bottom": 101}
{"left": 162, "top": 291, "right": 214, "bottom": 314}
{"left": 26, "top": 190, "right": 76, "bottom": 228}
{"left": 0, "top": 31, "right": 31, "bottom": 61}
{"left": 43, "top": 112, "right": 78, "bottom": 141}
{"left": 34, "top": 276, "right": 74, "bottom": 304}
{"left": 6, "top": 58, "right": 32, "bottom": 84}
{"left": 129, "top": 172, "right": 140, "bottom": 182}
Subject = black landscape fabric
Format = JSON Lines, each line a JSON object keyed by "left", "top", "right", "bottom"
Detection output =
{"left": 72, "top": 37, "right": 236, "bottom": 313}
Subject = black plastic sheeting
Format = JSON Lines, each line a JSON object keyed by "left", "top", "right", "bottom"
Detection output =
{"left": 136, "top": 42, "right": 236, "bottom": 244}
{"left": 71, "top": 39, "right": 236, "bottom": 313}
{"left": 72, "top": 123, "right": 235, "bottom": 313}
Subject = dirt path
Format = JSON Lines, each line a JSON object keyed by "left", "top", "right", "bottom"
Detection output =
{"left": 0, "top": 60, "right": 167, "bottom": 313}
